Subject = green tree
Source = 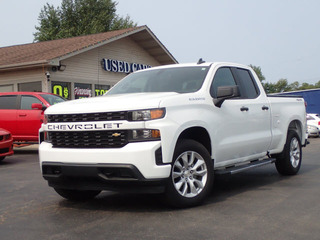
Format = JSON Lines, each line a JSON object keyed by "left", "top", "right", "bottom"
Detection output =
{"left": 299, "top": 82, "right": 315, "bottom": 90}
{"left": 248, "top": 63, "right": 320, "bottom": 93}
{"left": 34, "top": 0, "right": 137, "bottom": 42}
{"left": 34, "top": 4, "right": 61, "bottom": 41}
{"left": 288, "top": 81, "right": 300, "bottom": 91}
{"left": 263, "top": 82, "right": 277, "bottom": 94}
{"left": 274, "top": 78, "right": 291, "bottom": 93}
{"left": 249, "top": 64, "right": 265, "bottom": 82}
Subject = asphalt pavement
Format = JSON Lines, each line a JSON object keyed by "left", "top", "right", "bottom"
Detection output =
{"left": 0, "top": 138, "right": 320, "bottom": 240}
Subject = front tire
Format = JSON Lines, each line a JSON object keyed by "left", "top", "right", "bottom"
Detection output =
{"left": 275, "top": 130, "right": 302, "bottom": 175}
{"left": 165, "top": 139, "right": 214, "bottom": 207}
{"left": 0, "top": 156, "right": 5, "bottom": 162}
{"left": 54, "top": 188, "right": 101, "bottom": 201}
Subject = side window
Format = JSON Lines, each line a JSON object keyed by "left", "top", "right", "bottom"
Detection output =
{"left": 210, "top": 68, "right": 237, "bottom": 98}
{"left": 20, "top": 96, "right": 42, "bottom": 110}
{"left": 235, "top": 68, "right": 259, "bottom": 99}
{"left": 0, "top": 95, "right": 17, "bottom": 109}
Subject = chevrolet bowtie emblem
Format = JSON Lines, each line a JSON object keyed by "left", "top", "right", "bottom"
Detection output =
{"left": 112, "top": 133, "right": 121, "bottom": 137}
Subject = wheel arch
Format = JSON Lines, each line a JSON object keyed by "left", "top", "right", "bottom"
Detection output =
{"left": 176, "top": 127, "right": 212, "bottom": 156}
{"left": 288, "top": 119, "right": 303, "bottom": 143}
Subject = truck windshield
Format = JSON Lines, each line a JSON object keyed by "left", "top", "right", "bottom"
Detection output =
{"left": 107, "top": 66, "right": 210, "bottom": 95}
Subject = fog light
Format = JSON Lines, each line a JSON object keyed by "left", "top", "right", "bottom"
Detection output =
{"left": 130, "top": 129, "right": 161, "bottom": 142}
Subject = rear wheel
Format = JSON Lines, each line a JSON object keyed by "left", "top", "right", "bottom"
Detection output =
{"left": 54, "top": 188, "right": 101, "bottom": 201}
{"left": 275, "top": 130, "right": 302, "bottom": 175}
{"left": 165, "top": 139, "right": 214, "bottom": 207}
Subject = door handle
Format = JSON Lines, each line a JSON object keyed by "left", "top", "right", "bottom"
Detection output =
{"left": 240, "top": 107, "right": 249, "bottom": 112}
{"left": 19, "top": 114, "right": 27, "bottom": 117}
{"left": 262, "top": 106, "right": 269, "bottom": 111}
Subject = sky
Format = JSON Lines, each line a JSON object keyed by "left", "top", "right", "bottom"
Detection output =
{"left": 1, "top": 0, "right": 320, "bottom": 84}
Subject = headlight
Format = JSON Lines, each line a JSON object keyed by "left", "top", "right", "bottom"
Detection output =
{"left": 4, "top": 134, "right": 11, "bottom": 140}
{"left": 129, "top": 108, "right": 165, "bottom": 121}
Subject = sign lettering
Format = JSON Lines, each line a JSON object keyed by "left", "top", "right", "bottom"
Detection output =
{"left": 102, "top": 58, "right": 151, "bottom": 73}
{"left": 52, "top": 82, "right": 70, "bottom": 99}
{"left": 95, "top": 84, "right": 110, "bottom": 96}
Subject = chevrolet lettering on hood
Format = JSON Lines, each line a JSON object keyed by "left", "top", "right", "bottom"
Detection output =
{"left": 46, "top": 122, "right": 123, "bottom": 131}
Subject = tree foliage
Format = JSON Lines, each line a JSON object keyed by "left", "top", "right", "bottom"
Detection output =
{"left": 34, "top": 0, "right": 137, "bottom": 41}
{"left": 264, "top": 79, "right": 320, "bottom": 94}
{"left": 249, "top": 64, "right": 320, "bottom": 94}
{"left": 249, "top": 64, "right": 265, "bottom": 82}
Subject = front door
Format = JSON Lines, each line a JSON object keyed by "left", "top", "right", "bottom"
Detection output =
{"left": 209, "top": 67, "right": 272, "bottom": 165}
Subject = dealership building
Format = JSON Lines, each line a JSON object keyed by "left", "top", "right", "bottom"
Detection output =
{"left": 0, "top": 25, "right": 177, "bottom": 99}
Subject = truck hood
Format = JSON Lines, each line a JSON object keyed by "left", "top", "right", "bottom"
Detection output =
{"left": 45, "top": 92, "right": 179, "bottom": 114}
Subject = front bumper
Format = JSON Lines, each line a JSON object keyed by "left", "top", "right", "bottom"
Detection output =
{"left": 42, "top": 162, "right": 167, "bottom": 193}
{"left": 0, "top": 139, "right": 14, "bottom": 158}
{"left": 39, "top": 141, "right": 172, "bottom": 191}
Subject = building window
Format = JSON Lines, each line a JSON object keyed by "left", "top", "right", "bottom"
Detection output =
{"left": 18, "top": 81, "right": 42, "bottom": 92}
{"left": 52, "top": 81, "right": 71, "bottom": 100}
{"left": 0, "top": 84, "right": 14, "bottom": 92}
{"left": 74, "top": 83, "right": 92, "bottom": 99}
{"left": 95, "top": 84, "right": 110, "bottom": 96}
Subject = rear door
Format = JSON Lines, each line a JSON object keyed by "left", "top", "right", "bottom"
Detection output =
{"left": 17, "top": 95, "right": 44, "bottom": 141}
{"left": 0, "top": 95, "right": 18, "bottom": 137}
{"left": 232, "top": 67, "right": 272, "bottom": 156}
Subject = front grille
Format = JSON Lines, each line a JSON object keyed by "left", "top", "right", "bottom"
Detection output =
{"left": 0, "top": 148, "right": 9, "bottom": 154}
{"left": 49, "top": 130, "right": 128, "bottom": 148}
{"left": 47, "top": 111, "right": 128, "bottom": 123}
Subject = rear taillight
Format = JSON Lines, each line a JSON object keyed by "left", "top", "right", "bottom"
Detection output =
{"left": 318, "top": 121, "right": 320, "bottom": 126}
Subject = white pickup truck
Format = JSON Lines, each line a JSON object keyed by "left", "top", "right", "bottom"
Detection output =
{"left": 39, "top": 61, "right": 307, "bottom": 207}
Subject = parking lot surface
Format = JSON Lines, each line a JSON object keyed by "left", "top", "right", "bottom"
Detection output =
{"left": 1, "top": 138, "right": 320, "bottom": 240}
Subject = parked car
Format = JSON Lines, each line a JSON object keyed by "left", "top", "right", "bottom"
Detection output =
{"left": 307, "top": 125, "right": 319, "bottom": 138}
{"left": 0, "top": 128, "right": 14, "bottom": 161}
{"left": 307, "top": 113, "right": 320, "bottom": 134}
{"left": 0, "top": 92, "right": 66, "bottom": 142}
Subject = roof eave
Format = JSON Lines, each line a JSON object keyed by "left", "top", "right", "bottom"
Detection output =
{"left": 0, "top": 60, "right": 56, "bottom": 71}
{"left": 51, "top": 26, "right": 178, "bottom": 65}
{"left": 142, "top": 26, "right": 178, "bottom": 64}
{"left": 51, "top": 27, "right": 150, "bottom": 63}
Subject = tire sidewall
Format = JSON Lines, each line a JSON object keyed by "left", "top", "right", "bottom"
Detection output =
{"left": 275, "top": 130, "right": 302, "bottom": 175}
{"left": 165, "top": 139, "right": 214, "bottom": 207}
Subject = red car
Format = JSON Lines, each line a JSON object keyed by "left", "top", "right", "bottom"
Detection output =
{"left": 0, "top": 92, "right": 66, "bottom": 142}
{"left": 0, "top": 128, "right": 14, "bottom": 161}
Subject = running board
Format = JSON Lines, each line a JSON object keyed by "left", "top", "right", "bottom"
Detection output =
{"left": 214, "top": 158, "right": 276, "bottom": 175}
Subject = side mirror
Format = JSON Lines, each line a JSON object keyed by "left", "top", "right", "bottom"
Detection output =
{"left": 213, "top": 85, "right": 240, "bottom": 108}
{"left": 31, "top": 103, "right": 47, "bottom": 111}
